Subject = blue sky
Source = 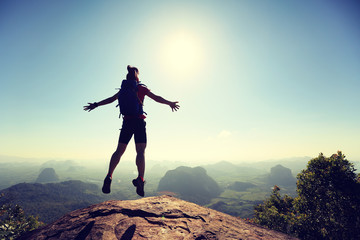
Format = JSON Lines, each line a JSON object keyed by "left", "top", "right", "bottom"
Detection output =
{"left": 1, "top": 0, "right": 359, "bottom": 164}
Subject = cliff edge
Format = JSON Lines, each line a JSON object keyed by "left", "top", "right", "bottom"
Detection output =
{"left": 18, "top": 195, "right": 297, "bottom": 240}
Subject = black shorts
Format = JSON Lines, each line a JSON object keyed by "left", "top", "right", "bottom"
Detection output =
{"left": 119, "top": 119, "right": 147, "bottom": 144}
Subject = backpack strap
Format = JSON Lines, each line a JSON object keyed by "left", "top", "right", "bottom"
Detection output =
{"left": 114, "top": 88, "right": 122, "bottom": 118}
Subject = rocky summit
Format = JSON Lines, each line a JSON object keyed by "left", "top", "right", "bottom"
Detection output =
{"left": 18, "top": 195, "right": 298, "bottom": 240}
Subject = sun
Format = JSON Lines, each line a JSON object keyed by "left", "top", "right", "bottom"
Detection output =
{"left": 159, "top": 31, "right": 204, "bottom": 77}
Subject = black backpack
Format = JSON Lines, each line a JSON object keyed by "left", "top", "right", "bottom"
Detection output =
{"left": 117, "top": 80, "right": 144, "bottom": 117}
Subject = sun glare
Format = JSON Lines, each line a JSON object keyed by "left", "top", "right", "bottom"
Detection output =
{"left": 159, "top": 31, "right": 204, "bottom": 78}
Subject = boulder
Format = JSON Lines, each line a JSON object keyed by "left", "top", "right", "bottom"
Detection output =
{"left": 18, "top": 195, "right": 298, "bottom": 240}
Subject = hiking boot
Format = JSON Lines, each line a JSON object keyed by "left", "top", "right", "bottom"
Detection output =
{"left": 102, "top": 176, "right": 112, "bottom": 194}
{"left": 132, "top": 177, "right": 145, "bottom": 197}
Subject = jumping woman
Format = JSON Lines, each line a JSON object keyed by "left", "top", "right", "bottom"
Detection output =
{"left": 83, "top": 65, "right": 179, "bottom": 196}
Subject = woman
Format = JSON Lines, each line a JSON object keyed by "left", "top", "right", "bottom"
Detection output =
{"left": 84, "top": 65, "right": 179, "bottom": 197}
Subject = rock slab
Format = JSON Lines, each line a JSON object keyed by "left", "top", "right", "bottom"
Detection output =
{"left": 18, "top": 195, "right": 298, "bottom": 240}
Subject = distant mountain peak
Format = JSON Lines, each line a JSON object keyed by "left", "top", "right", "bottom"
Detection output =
{"left": 158, "top": 166, "right": 221, "bottom": 204}
{"left": 268, "top": 164, "right": 296, "bottom": 187}
{"left": 18, "top": 195, "right": 298, "bottom": 240}
{"left": 35, "top": 168, "right": 59, "bottom": 183}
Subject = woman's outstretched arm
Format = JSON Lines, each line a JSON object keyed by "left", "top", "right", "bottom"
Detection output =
{"left": 147, "top": 91, "right": 180, "bottom": 112}
{"left": 83, "top": 92, "right": 119, "bottom": 112}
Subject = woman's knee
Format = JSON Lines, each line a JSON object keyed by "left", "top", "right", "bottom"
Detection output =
{"left": 116, "top": 143, "right": 127, "bottom": 154}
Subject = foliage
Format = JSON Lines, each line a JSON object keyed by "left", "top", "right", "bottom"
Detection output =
{"left": 0, "top": 195, "right": 44, "bottom": 240}
{"left": 295, "top": 151, "right": 360, "bottom": 239}
{"left": 254, "top": 186, "right": 295, "bottom": 234}
{"left": 254, "top": 152, "right": 360, "bottom": 240}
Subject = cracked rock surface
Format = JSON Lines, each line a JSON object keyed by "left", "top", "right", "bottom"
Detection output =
{"left": 18, "top": 195, "right": 298, "bottom": 240}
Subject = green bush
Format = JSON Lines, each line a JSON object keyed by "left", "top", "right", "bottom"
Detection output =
{"left": 254, "top": 152, "right": 360, "bottom": 240}
{"left": 0, "top": 196, "right": 44, "bottom": 240}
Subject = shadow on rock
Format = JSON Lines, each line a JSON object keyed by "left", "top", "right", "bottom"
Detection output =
{"left": 120, "top": 224, "right": 136, "bottom": 240}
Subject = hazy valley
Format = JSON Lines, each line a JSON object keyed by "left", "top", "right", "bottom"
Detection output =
{"left": 1, "top": 155, "right": 359, "bottom": 224}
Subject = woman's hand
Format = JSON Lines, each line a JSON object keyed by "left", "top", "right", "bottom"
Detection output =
{"left": 83, "top": 102, "right": 98, "bottom": 112}
{"left": 169, "top": 101, "right": 180, "bottom": 112}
